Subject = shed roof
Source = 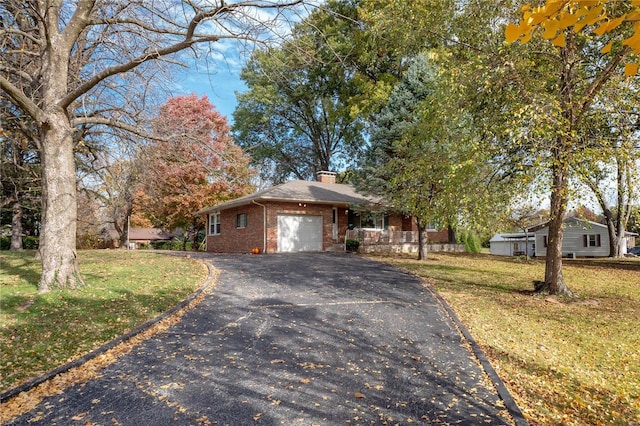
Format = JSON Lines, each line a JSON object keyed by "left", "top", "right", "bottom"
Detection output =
{"left": 197, "top": 180, "right": 383, "bottom": 215}
{"left": 489, "top": 233, "right": 533, "bottom": 243}
{"left": 128, "top": 228, "right": 175, "bottom": 241}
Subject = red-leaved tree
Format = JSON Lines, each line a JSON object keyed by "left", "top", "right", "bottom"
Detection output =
{"left": 134, "top": 95, "right": 254, "bottom": 249}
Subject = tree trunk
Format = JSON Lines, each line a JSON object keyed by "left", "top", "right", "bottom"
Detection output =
{"left": 192, "top": 217, "right": 200, "bottom": 252}
{"left": 541, "top": 159, "right": 575, "bottom": 297}
{"left": 447, "top": 225, "right": 456, "bottom": 244}
{"left": 417, "top": 221, "right": 429, "bottom": 261}
{"left": 539, "top": 32, "right": 576, "bottom": 297}
{"left": 10, "top": 201, "right": 24, "bottom": 251}
{"left": 606, "top": 218, "right": 623, "bottom": 258}
{"left": 118, "top": 207, "right": 133, "bottom": 249}
{"left": 38, "top": 111, "right": 81, "bottom": 293}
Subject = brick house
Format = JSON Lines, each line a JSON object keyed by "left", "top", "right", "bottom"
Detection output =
{"left": 196, "top": 171, "right": 421, "bottom": 253}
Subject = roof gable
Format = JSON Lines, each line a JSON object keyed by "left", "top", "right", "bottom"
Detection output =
{"left": 528, "top": 217, "right": 607, "bottom": 233}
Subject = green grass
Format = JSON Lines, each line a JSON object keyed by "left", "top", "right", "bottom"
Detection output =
{"left": 0, "top": 250, "right": 208, "bottom": 392}
{"left": 369, "top": 253, "right": 640, "bottom": 426}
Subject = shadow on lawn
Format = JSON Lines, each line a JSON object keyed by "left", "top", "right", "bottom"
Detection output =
{"left": 0, "top": 285, "right": 192, "bottom": 393}
{"left": 0, "top": 251, "right": 41, "bottom": 290}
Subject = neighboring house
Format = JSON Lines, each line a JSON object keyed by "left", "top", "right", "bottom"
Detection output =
{"left": 530, "top": 217, "right": 637, "bottom": 258}
{"left": 489, "top": 232, "right": 535, "bottom": 257}
{"left": 128, "top": 228, "right": 176, "bottom": 249}
{"left": 197, "top": 171, "right": 417, "bottom": 253}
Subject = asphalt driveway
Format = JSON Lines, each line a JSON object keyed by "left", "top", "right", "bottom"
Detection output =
{"left": 5, "top": 253, "right": 525, "bottom": 425}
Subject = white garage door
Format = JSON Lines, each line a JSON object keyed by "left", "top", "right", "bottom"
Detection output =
{"left": 277, "top": 215, "right": 323, "bottom": 252}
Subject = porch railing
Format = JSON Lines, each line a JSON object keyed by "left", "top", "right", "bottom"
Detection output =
{"left": 345, "top": 229, "right": 418, "bottom": 244}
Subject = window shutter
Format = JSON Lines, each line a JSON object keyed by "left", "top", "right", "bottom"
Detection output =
{"left": 597, "top": 234, "right": 601, "bottom": 247}
{"left": 583, "top": 235, "right": 588, "bottom": 247}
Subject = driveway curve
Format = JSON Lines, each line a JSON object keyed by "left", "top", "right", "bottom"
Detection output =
{"left": 5, "top": 253, "right": 525, "bottom": 425}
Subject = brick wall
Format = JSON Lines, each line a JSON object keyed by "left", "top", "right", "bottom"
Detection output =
{"left": 206, "top": 201, "right": 349, "bottom": 253}
{"left": 204, "top": 200, "right": 444, "bottom": 253}
{"left": 427, "top": 229, "right": 450, "bottom": 243}
{"left": 205, "top": 203, "right": 265, "bottom": 253}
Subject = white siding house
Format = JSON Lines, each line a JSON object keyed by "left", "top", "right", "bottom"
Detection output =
{"left": 489, "top": 233, "right": 535, "bottom": 257}
{"left": 532, "top": 218, "right": 609, "bottom": 258}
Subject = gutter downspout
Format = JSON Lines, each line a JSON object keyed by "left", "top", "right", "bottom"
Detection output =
{"left": 252, "top": 200, "right": 267, "bottom": 254}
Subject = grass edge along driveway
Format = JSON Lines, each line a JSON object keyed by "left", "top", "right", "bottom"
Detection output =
{"left": 369, "top": 253, "right": 640, "bottom": 426}
{"left": 0, "top": 250, "right": 208, "bottom": 393}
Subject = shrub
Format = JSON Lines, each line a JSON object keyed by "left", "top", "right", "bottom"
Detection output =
{"left": 150, "top": 240, "right": 192, "bottom": 251}
{"left": 458, "top": 229, "right": 482, "bottom": 253}
{"left": 0, "top": 236, "right": 39, "bottom": 250}
{"left": 346, "top": 239, "right": 360, "bottom": 252}
{"left": 77, "top": 233, "right": 102, "bottom": 249}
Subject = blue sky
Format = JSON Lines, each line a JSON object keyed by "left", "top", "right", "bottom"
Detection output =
{"left": 167, "top": 3, "right": 315, "bottom": 123}
{"left": 172, "top": 56, "right": 247, "bottom": 123}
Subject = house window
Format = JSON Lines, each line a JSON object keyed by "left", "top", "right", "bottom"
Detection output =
{"left": 236, "top": 213, "right": 248, "bottom": 228}
{"left": 209, "top": 212, "right": 220, "bottom": 235}
{"left": 360, "top": 212, "right": 388, "bottom": 230}
{"left": 584, "top": 234, "right": 601, "bottom": 247}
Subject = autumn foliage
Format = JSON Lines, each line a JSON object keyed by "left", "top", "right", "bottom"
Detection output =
{"left": 506, "top": 0, "right": 640, "bottom": 75}
{"left": 134, "top": 95, "right": 254, "bottom": 235}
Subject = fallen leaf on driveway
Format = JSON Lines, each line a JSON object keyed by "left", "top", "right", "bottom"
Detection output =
{"left": 71, "top": 412, "right": 87, "bottom": 420}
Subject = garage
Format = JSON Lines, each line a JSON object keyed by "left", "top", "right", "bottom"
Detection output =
{"left": 277, "top": 215, "right": 323, "bottom": 252}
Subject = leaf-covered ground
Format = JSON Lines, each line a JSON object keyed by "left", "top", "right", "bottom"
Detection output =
{"left": 371, "top": 253, "right": 640, "bottom": 425}
{"left": 0, "top": 250, "right": 208, "bottom": 392}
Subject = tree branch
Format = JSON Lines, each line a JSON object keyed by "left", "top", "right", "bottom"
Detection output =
{"left": 577, "top": 45, "right": 630, "bottom": 125}
{"left": 0, "top": 76, "right": 44, "bottom": 124}
{"left": 60, "top": 0, "right": 306, "bottom": 109}
{"left": 71, "top": 116, "right": 163, "bottom": 141}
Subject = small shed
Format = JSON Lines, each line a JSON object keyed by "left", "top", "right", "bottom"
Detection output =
{"left": 489, "top": 232, "right": 535, "bottom": 257}
{"left": 128, "top": 228, "right": 176, "bottom": 249}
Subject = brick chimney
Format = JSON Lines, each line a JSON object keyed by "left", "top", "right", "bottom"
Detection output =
{"left": 316, "top": 171, "right": 337, "bottom": 184}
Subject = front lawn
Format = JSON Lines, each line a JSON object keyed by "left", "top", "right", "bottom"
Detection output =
{"left": 370, "top": 253, "right": 640, "bottom": 426}
{"left": 0, "top": 250, "right": 208, "bottom": 392}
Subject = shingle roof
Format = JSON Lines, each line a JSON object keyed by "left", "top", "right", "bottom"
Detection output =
{"left": 526, "top": 217, "right": 607, "bottom": 233}
{"left": 128, "top": 228, "right": 175, "bottom": 241}
{"left": 197, "top": 180, "right": 383, "bottom": 215}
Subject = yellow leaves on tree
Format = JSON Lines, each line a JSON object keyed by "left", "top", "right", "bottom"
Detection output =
{"left": 506, "top": 1, "right": 640, "bottom": 75}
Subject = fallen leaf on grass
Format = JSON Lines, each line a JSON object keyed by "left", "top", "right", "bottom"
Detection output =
{"left": 0, "top": 289, "right": 210, "bottom": 424}
{"left": 354, "top": 392, "right": 365, "bottom": 399}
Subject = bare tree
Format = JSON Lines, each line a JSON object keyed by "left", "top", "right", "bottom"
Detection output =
{"left": 0, "top": 0, "right": 307, "bottom": 293}
{"left": 0, "top": 99, "right": 41, "bottom": 250}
